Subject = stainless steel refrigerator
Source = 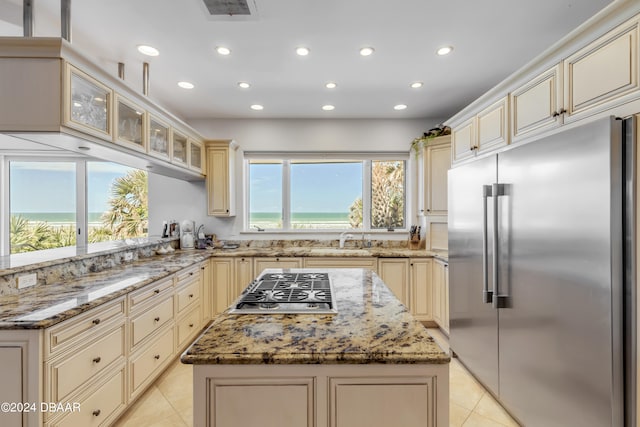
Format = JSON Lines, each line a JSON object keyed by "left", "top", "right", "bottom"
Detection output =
{"left": 448, "top": 116, "right": 636, "bottom": 426}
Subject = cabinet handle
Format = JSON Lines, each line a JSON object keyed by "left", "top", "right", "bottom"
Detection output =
{"left": 426, "top": 209, "right": 430, "bottom": 212}
{"left": 189, "top": 323, "right": 194, "bottom": 328}
{"left": 154, "top": 317, "right": 160, "bottom": 322}
{"left": 559, "top": 108, "right": 566, "bottom": 115}
{"left": 154, "top": 354, "right": 160, "bottom": 360}
{"left": 552, "top": 111, "right": 560, "bottom": 117}
{"left": 92, "top": 409, "right": 101, "bottom": 417}
{"left": 92, "top": 357, "right": 101, "bottom": 363}
{"left": 92, "top": 318, "right": 101, "bottom": 325}
{"left": 154, "top": 289, "right": 160, "bottom": 294}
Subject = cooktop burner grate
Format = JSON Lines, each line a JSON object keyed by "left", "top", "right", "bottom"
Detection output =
{"left": 230, "top": 272, "right": 337, "bottom": 314}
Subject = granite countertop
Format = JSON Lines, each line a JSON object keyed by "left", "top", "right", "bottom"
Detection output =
{"left": 181, "top": 268, "right": 450, "bottom": 365}
{"left": 207, "top": 246, "right": 442, "bottom": 259}
{"left": 0, "top": 251, "right": 210, "bottom": 329}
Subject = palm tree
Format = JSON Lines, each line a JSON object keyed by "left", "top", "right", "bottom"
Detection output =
{"left": 101, "top": 169, "right": 148, "bottom": 239}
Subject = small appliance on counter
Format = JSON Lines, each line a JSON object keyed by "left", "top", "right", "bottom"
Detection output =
{"left": 180, "top": 220, "right": 195, "bottom": 249}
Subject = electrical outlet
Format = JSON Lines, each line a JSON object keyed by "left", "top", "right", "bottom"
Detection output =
{"left": 17, "top": 273, "right": 37, "bottom": 289}
{"left": 124, "top": 252, "right": 133, "bottom": 261}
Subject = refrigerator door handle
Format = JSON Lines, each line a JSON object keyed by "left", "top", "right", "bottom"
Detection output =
{"left": 492, "top": 183, "right": 507, "bottom": 309}
{"left": 482, "top": 184, "right": 493, "bottom": 303}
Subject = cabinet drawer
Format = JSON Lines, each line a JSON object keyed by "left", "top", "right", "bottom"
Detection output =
{"left": 177, "top": 278, "right": 200, "bottom": 314}
{"left": 129, "top": 327, "right": 174, "bottom": 397}
{"left": 177, "top": 304, "right": 202, "bottom": 350}
{"left": 303, "top": 257, "right": 378, "bottom": 272}
{"left": 176, "top": 265, "right": 200, "bottom": 285}
{"left": 46, "top": 297, "right": 125, "bottom": 357}
{"left": 47, "top": 323, "right": 125, "bottom": 402}
{"left": 130, "top": 295, "right": 174, "bottom": 348}
{"left": 128, "top": 277, "right": 174, "bottom": 311}
{"left": 47, "top": 366, "right": 126, "bottom": 427}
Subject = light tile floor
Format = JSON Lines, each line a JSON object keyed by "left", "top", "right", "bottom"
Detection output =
{"left": 113, "top": 328, "right": 520, "bottom": 427}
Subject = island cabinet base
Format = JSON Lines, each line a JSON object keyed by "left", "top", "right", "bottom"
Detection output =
{"left": 192, "top": 363, "right": 449, "bottom": 427}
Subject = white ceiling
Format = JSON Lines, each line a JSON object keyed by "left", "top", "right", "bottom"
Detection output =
{"left": 0, "top": 0, "right": 613, "bottom": 122}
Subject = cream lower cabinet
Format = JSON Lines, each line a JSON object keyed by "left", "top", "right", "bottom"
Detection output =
{"left": 211, "top": 257, "right": 236, "bottom": 315}
{"left": 410, "top": 259, "right": 433, "bottom": 322}
{"left": 194, "top": 364, "right": 448, "bottom": 427}
{"left": 303, "top": 256, "right": 377, "bottom": 272}
{"left": 0, "top": 263, "right": 211, "bottom": 427}
{"left": 253, "top": 257, "right": 303, "bottom": 276}
{"left": 234, "top": 257, "right": 254, "bottom": 296}
{"left": 432, "top": 259, "right": 450, "bottom": 334}
{"left": 377, "top": 258, "right": 410, "bottom": 307}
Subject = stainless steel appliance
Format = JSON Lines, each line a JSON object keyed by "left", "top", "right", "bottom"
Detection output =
{"left": 448, "top": 116, "right": 636, "bottom": 426}
{"left": 229, "top": 272, "right": 338, "bottom": 314}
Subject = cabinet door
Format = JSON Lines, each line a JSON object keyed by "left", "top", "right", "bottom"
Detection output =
{"left": 206, "top": 145, "right": 235, "bottom": 216}
{"left": 211, "top": 258, "right": 235, "bottom": 315}
{"left": 189, "top": 139, "right": 204, "bottom": 173}
{"left": 303, "top": 257, "right": 378, "bottom": 273}
{"left": 452, "top": 117, "right": 476, "bottom": 163}
{"left": 410, "top": 259, "right": 432, "bottom": 321}
{"left": 377, "top": 258, "right": 409, "bottom": 306}
{"left": 477, "top": 97, "right": 509, "bottom": 154}
{"left": 234, "top": 257, "right": 254, "bottom": 297}
{"left": 424, "top": 139, "right": 451, "bottom": 215}
{"left": 432, "top": 261, "right": 444, "bottom": 326}
{"left": 171, "top": 130, "right": 188, "bottom": 166}
{"left": 114, "top": 95, "right": 146, "bottom": 152}
{"left": 147, "top": 115, "right": 171, "bottom": 160}
{"left": 443, "top": 263, "right": 450, "bottom": 334}
{"left": 64, "top": 64, "right": 112, "bottom": 139}
{"left": 253, "top": 258, "right": 303, "bottom": 277}
{"left": 0, "top": 347, "right": 22, "bottom": 427}
{"left": 510, "top": 65, "right": 563, "bottom": 142}
{"left": 564, "top": 17, "right": 639, "bottom": 121}
{"left": 200, "top": 261, "right": 212, "bottom": 323}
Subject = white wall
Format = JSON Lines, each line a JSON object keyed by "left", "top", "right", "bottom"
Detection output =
{"left": 149, "top": 118, "right": 445, "bottom": 240}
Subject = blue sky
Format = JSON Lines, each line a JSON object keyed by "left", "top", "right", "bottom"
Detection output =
{"left": 10, "top": 161, "right": 134, "bottom": 213}
{"left": 250, "top": 162, "right": 362, "bottom": 213}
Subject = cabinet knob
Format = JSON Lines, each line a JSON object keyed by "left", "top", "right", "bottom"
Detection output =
{"left": 189, "top": 294, "right": 194, "bottom": 298}
{"left": 154, "top": 289, "right": 160, "bottom": 294}
{"left": 92, "top": 318, "right": 101, "bottom": 325}
{"left": 154, "top": 354, "right": 160, "bottom": 360}
{"left": 92, "top": 410, "right": 101, "bottom": 417}
{"left": 552, "top": 111, "right": 560, "bottom": 117}
{"left": 426, "top": 209, "right": 430, "bottom": 212}
{"left": 190, "top": 272, "right": 194, "bottom": 276}
{"left": 189, "top": 323, "right": 194, "bottom": 328}
{"left": 92, "top": 357, "right": 101, "bottom": 363}
{"left": 559, "top": 108, "right": 567, "bottom": 115}
{"left": 154, "top": 316, "right": 160, "bottom": 322}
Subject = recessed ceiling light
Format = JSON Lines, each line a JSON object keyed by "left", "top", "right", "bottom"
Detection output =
{"left": 216, "top": 46, "right": 231, "bottom": 55}
{"left": 410, "top": 82, "right": 423, "bottom": 89}
{"left": 238, "top": 81, "right": 251, "bottom": 89}
{"left": 359, "top": 47, "right": 375, "bottom": 56}
{"left": 137, "top": 45, "right": 159, "bottom": 57}
{"left": 178, "top": 81, "right": 194, "bottom": 89}
{"left": 436, "top": 46, "right": 453, "bottom": 56}
{"left": 296, "top": 47, "right": 310, "bottom": 56}
{"left": 325, "top": 82, "right": 337, "bottom": 89}
{"left": 250, "top": 104, "right": 264, "bottom": 111}
{"left": 322, "top": 105, "right": 335, "bottom": 111}
{"left": 394, "top": 104, "right": 408, "bottom": 110}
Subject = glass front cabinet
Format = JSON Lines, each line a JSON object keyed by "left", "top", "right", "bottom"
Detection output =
{"left": 172, "top": 131, "right": 189, "bottom": 166}
{"left": 64, "top": 64, "right": 112, "bottom": 139}
{"left": 189, "top": 139, "right": 204, "bottom": 173}
{"left": 148, "top": 115, "right": 171, "bottom": 160}
{"left": 114, "top": 95, "right": 146, "bottom": 152}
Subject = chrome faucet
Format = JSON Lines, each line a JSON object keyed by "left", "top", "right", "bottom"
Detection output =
{"left": 339, "top": 231, "right": 354, "bottom": 248}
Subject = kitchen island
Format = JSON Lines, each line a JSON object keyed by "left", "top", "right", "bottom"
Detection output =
{"left": 181, "top": 268, "right": 450, "bottom": 427}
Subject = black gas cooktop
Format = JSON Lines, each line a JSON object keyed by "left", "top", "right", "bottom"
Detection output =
{"left": 229, "top": 272, "right": 337, "bottom": 314}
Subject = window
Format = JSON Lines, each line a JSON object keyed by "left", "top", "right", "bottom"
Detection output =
{"left": 247, "top": 157, "right": 406, "bottom": 231}
{"left": 3, "top": 158, "right": 147, "bottom": 255}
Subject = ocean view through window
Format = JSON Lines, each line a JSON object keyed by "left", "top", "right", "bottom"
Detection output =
{"left": 247, "top": 158, "right": 405, "bottom": 231}
{"left": 7, "top": 159, "right": 147, "bottom": 254}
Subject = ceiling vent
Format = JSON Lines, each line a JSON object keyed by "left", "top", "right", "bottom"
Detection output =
{"left": 201, "top": 0, "right": 259, "bottom": 21}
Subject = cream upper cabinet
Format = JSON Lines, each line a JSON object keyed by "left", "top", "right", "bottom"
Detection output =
{"left": 410, "top": 259, "right": 433, "bottom": 322}
{"left": 147, "top": 115, "right": 171, "bottom": 160}
{"left": 172, "top": 130, "right": 189, "bottom": 167}
{"left": 206, "top": 141, "right": 237, "bottom": 216}
{"left": 114, "top": 94, "right": 146, "bottom": 152}
{"left": 564, "top": 16, "right": 639, "bottom": 123}
{"left": 189, "top": 139, "right": 204, "bottom": 174}
{"left": 510, "top": 64, "right": 563, "bottom": 143}
{"left": 377, "top": 258, "right": 410, "bottom": 307}
{"left": 419, "top": 136, "right": 451, "bottom": 216}
{"left": 452, "top": 117, "right": 477, "bottom": 163}
{"left": 477, "top": 96, "right": 509, "bottom": 154}
{"left": 64, "top": 63, "right": 113, "bottom": 139}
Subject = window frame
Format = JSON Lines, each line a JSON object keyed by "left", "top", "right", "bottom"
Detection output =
{"left": 244, "top": 153, "right": 409, "bottom": 233}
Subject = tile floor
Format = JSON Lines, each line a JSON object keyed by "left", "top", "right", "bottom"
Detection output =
{"left": 113, "top": 328, "right": 520, "bottom": 427}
